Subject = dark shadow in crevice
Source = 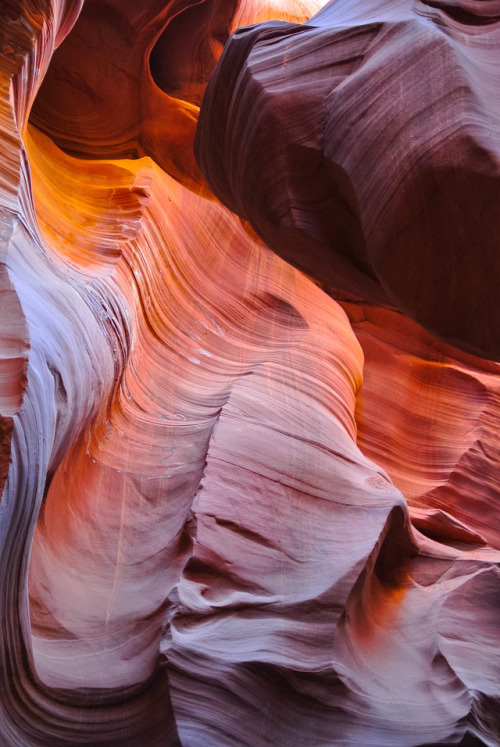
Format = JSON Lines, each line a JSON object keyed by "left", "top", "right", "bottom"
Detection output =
{"left": 149, "top": 0, "right": 238, "bottom": 106}
{"left": 421, "top": 2, "right": 500, "bottom": 25}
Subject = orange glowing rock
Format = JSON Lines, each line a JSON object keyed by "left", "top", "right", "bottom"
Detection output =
{"left": 0, "top": 1, "right": 500, "bottom": 745}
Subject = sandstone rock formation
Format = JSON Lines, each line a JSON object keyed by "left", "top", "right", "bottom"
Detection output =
{"left": 0, "top": 0, "right": 499, "bottom": 745}
{"left": 196, "top": 0, "right": 500, "bottom": 361}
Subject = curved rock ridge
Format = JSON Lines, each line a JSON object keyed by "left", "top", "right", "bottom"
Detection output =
{"left": 29, "top": 0, "right": 331, "bottom": 190}
{"left": 195, "top": 0, "right": 500, "bottom": 360}
{"left": 0, "top": 0, "right": 42, "bottom": 533}
{"left": 1, "top": 1, "right": 180, "bottom": 744}
{"left": 0, "top": 0, "right": 499, "bottom": 745}
{"left": 342, "top": 302, "right": 500, "bottom": 551}
{"left": 31, "top": 123, "right": 419, "bottom": 702}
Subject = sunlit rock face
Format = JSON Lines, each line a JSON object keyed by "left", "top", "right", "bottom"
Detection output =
{"left": 1, "top": 0, "right": 499, "bottom": 745}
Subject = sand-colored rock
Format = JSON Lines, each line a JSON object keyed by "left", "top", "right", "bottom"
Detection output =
{"left": 0, "top": 1, "right": 499, "bottom": 745}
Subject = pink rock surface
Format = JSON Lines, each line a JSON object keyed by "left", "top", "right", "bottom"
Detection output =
{"left": 0, "top": 1, "right": 499, "bottom": 745}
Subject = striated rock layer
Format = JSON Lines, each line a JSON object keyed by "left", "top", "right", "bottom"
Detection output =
{"left": 0, "top": 0, "right": 499, "bottom": 745}
{"left": 196, "top": 0, "right": 500, "bottom": 361}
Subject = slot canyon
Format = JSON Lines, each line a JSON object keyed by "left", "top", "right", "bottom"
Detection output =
{"left": 1, "top": 0, "right": 500, "bottom": 744}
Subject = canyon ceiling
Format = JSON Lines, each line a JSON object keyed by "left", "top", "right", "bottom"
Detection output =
{"left": 1, "top": 0, "right": 500, "bottom": 744}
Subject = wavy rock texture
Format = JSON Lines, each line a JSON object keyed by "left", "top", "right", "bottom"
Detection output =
{"left": 196, "top": 0, "right": 500, "bottom": 361}
{"left": 0, "top": 0, "right": 499, "bottom": 745}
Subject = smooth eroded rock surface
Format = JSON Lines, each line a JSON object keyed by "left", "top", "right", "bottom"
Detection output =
{"left": 0, "top": 0, "right": 499, "bottom": 745}
{"left": 196, "top": 0, "right": 500, "bottom": 360}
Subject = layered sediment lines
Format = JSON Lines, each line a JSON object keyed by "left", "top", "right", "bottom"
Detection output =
{"left": 342, "top": 302, "right": 500, "bottom": 550}
{"left": 196, "top": 0, "right": 500, "bottom": 361}
{"left": 0, "top": 0, "right": 499, "bottom": 745}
